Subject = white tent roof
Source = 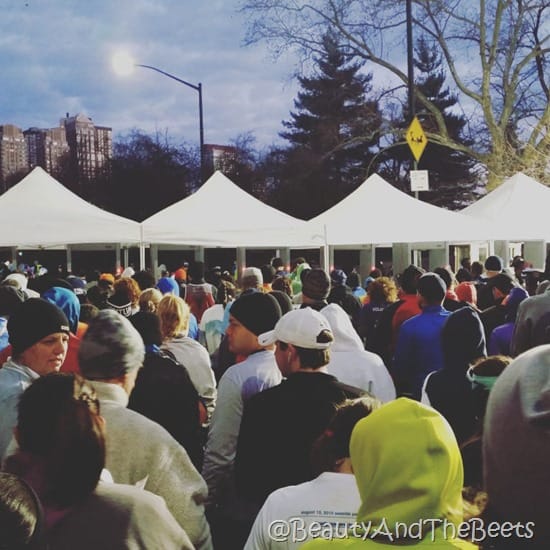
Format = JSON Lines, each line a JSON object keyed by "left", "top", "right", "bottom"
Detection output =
{"left": 307, "top": 173, "right": 498, "bottom": 245}
{"left": 142, "top": 171, "right": 322, "bottom": 248}
{"left": 0, "top": 167, "right": 141, "bottom": 247}
{"left": 462, "top": 172, "right": 550, "bottom": 241}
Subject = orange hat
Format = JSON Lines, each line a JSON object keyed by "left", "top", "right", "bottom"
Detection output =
{"left": 174, "top": 268, "right": 187, "bottom": 282}
{"left": 99, "top": 273, "right": 115, "bottom": 284}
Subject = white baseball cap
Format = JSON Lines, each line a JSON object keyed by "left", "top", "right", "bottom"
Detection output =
{"left": 258, "top": 307, "right": 333, "bottom": 350}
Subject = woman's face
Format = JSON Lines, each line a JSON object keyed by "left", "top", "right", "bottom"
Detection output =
{"left": 18, "top": 332, "right": 69, "bottom": 376}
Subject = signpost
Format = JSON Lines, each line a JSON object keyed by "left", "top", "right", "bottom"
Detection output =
{"left": 406, "top": 116, "right": 428, "bottom": 162}
{"left": 410, "top": 170, "right": 429, "bottom": 192}
{"left": 406, "top": 116, "right": 428, "bottom": 198}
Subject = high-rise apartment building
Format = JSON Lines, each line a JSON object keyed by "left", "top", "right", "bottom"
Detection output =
{"left": 204, "top": 143, "right": 238, "bottom": 174}
{"left": 24, "top": 126, "right": 70, "bottom": 176}
{"left": 61, "top": 113, "right": 112, "bottom": 185}
{"left": 0, "top": 124, "right": 27, "bottom": 190}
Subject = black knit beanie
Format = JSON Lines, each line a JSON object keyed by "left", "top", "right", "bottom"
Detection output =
{"left": 269, "top": 290, "right": 293, "bottom": 315}
{"left": 8, "top": 298, "right": 70, "bottom": 355}
{"left": 230, "top": 292, "right": 282, "bottom": 336}
{"left": 484, "top": 255, "right": 503, "bottom": 272}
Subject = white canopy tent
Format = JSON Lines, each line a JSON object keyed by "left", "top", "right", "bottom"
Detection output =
{"left": 142, "top": 171, "right": 321, "bottom": 248}
{"left": 0, "top": 167, "right": 142, "bottom": 269}
{"left": 309, "top": 173, "right": 498, "bottom": 244}
{"left": 462, "top": 172, "right": 550, "bottom": 239}
{"left": 142, "top": 171, "right": 325, "bottom": 273}
{"left": 306, "top": 173, "right": 499, "bottom": 274}
{"left": 0, "top": 167, "right": 142, "bottom": 247}
{"left": 462, "top": 172, "right": 550, "bottom": 267}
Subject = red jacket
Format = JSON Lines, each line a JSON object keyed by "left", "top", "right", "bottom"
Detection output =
{"left": 391, "top": 294, "right": 421, "bottom": 347}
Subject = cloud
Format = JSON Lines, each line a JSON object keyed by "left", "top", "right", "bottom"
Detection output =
{"left": 0, "top": 0, "right": 300, "bottom": 148}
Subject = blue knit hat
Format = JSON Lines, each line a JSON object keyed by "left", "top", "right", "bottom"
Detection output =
{"left": 156, "top": 277, "right": 180, "bottom": 296}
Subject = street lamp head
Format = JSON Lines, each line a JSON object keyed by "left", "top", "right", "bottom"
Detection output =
{"left": 112, "top": 51, "right": 136, "bottom": 77}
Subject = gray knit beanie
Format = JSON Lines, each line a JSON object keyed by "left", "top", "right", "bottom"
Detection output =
{"left": 78, "top": 309, "right": 144, "bottom": 380}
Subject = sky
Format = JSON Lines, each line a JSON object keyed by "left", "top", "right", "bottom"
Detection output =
{"left": 0, "top": 0, "right": 301, "bottom": 150}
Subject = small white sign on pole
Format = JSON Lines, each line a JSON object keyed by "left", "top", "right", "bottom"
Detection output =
{"left": 410, "top": 170, "right": 429, "bottom": 192}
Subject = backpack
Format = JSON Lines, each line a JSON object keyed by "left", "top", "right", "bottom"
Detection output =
{"left": 128, "top": 349, "right": 205, "bottom": 468}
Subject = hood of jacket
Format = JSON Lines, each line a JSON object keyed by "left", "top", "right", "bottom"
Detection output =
{"left": 320, "top": 303, "right": 363, "bottom": 352}
{"left": 350, "top": 398, "right": 464, "bottom": 533}
{"left": 441, "top": 306, "right": 486, "bottom": 375}
{"left": 42, "top": 286, "right": 80, "bottom": 334}
{"left": 483, "top": 344, "right": 550, "bottom": 541}
{"left": 504, "top": 286, "right": 529, "bottom": 322}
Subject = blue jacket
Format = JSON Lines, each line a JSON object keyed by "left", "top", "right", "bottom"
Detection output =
{"left": 393, "top": 305, "right": 450, "bottom": 399}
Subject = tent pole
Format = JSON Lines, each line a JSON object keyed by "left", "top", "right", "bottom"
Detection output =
{"left": 139, "top": 225, "right": 146, "bottom": 271}
{"left": 236, "top": 247, "right": 246, "bottom": 283}
{"left": 321, "top": 225, "right": 330, "bottom": 273}
{"left": 150, "top": 245, "right": 159, "bottom": 278}
{"left": 195, "top": 246, "right": 205, "bottom": 262}
{"left": 66, "top": 245, "right": 72, "bottom": 274}
{"left": 10, "top": 247, "right": 17, "bottom": 271}
{"left": 115, "top": 244, "right": 121, "bottom": 274}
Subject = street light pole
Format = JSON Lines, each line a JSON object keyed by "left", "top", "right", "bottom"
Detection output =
{"left": 135, "top": 64, "right": 205, "bottom": 183}
{"left": 406, "top": 0, "right": 415, "bottom": 124}
{"left": 406, "top": 0, "right": 419, "bottom": 199}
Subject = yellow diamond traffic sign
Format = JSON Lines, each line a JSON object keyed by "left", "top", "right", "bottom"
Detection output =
{"left": 406, "top": 116, "right": 428, "bottom": 162}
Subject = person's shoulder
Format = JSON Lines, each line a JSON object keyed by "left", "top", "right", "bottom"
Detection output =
{"left": 0, "top": 362, "right": 16, "bottom": 381}
{"left": 94, "top": 480, "right": 164, "bottom": 504}
{"left": 400, "top": 311, "right": 422, "bottom": 329}
{"left": 227, "top": 350, "right": 277, "bottom": 377}
{"left": 140, "top": 351, "right": 194, "bottom": 383}
{"left": 480, "top": 304, "right": 497, "bottom": 316}
{"left": 244, "top": 379, "right": 284, "bottom": 408}
{"left": 103, "top": 401, "right": 181, "bottom": 443}
{"left": 0, "top": 363, "right": 33, "bottom": 391}
{"left": 180, "top": 336, "right": 210, "bottom": 356}
{"left": 491, "top": 322, "right": 509, "bottom": 336}
{"left": 361, "top": 349, "right": 385, "bottom": 367}
{"left": 55, "top": 482, "right": 193, "bottom": 548}
{"left": 523, "top": 291, "right": 550, "bottom": 308}
{"left": 329, "top": 376, "right": 367, "bottom": 399}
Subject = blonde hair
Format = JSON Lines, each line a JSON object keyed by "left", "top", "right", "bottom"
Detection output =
{"left": 368, "top": 276, "right": 398, "bottom": 303}
{"left": 139, "top": 288, "right": 163, "bottom": 313}
{"left": 157, "top": 294, "right": 190, "bottom": 340}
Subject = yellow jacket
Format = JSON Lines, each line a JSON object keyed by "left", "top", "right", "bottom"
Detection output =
{"left": 301, "top": 398, "right": 477, "bottom": 549}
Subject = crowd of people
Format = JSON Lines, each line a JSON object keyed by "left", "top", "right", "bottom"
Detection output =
{"left": 0, "top": 253, "right": 549, "bottom": 548}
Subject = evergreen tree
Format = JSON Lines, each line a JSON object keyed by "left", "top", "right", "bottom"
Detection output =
{"left": 274, "top": 32, "right": 382, "bottom": 219}
{"left": 379, "top": 37, "right": 481, "bottom": 210}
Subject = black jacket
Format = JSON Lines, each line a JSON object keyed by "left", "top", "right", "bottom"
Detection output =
{"left": 128, "top": 349, "right": 204, "bottom": 468}
{"left": 235, "top": 371, "right": 364, "bottom": 508}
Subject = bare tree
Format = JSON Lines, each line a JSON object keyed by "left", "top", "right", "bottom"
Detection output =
{"left": 241, "top": 0, "right": 550, "bottom": 187}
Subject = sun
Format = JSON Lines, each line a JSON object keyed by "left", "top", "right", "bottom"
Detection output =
{"left": 111, "top": 51, "right": 135, "bottom": 77}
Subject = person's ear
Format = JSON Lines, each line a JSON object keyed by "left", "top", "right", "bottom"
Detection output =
{"left": 287, "top": 343, "right": 298, "bottom": 362}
